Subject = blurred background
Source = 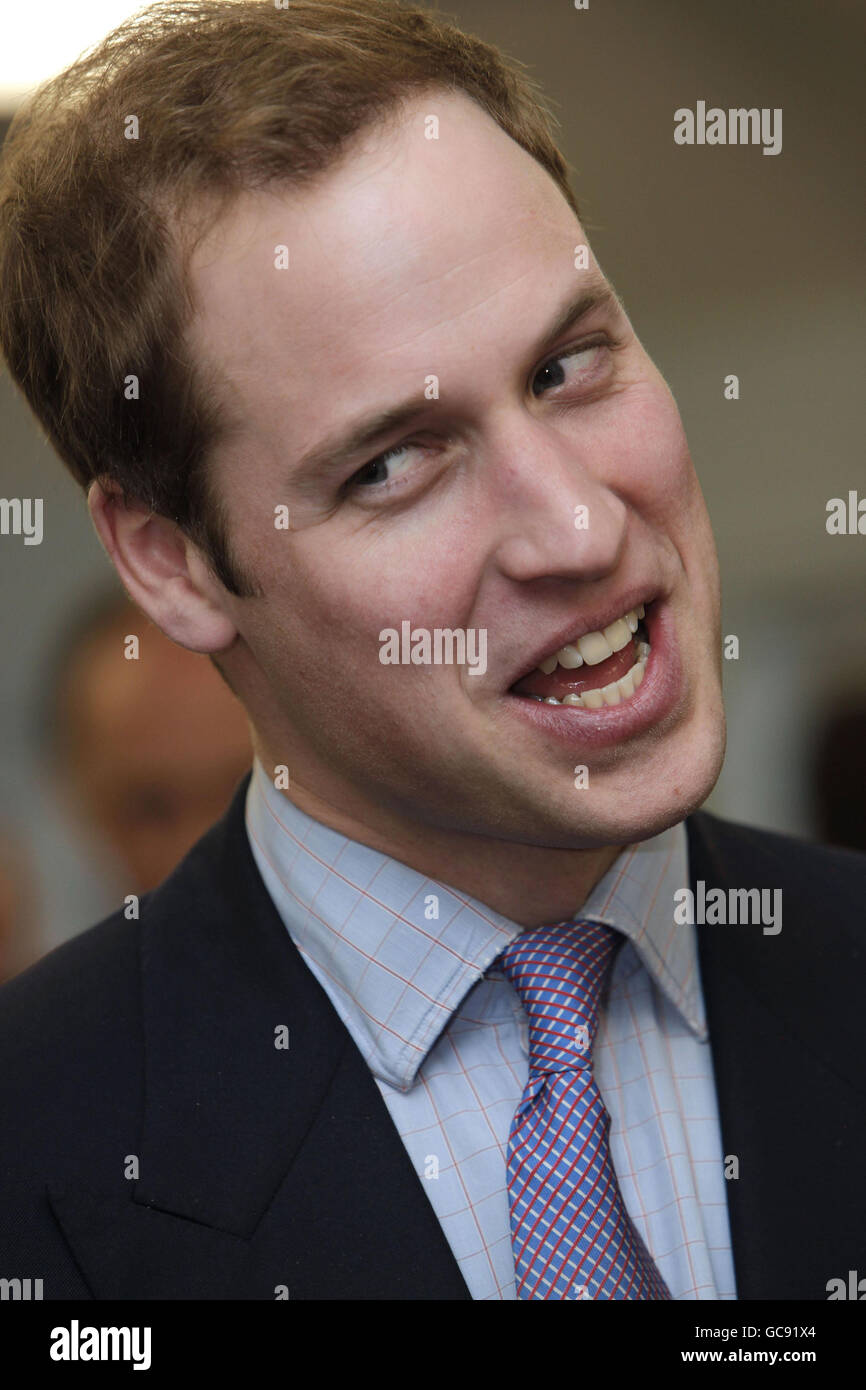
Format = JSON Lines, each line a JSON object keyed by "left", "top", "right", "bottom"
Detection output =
{"left": 1, "top": 0, "right": 864, "bottom": 978}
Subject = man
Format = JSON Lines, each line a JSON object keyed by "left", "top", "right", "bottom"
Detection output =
{"left": 47, "top": 589, "right": 252, "bottom": 899}
{"left": 0, "top": 0, "right": 862, "bottom": 1301}
{"left": 0, "top": 831, "right": 38, "bottom": 984}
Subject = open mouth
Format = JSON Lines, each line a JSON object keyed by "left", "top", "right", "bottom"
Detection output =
{"left": 509, "top": 603, "right": 651, "bottom": 709}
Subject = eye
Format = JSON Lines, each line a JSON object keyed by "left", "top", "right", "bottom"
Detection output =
{"left": 531, "top": 340, "right": 608, "bottom": 397}
{"left": 341, "top": 336, "right": 612, "bottom": 501}
{"left": 346, "top": 441, "right": 420, "bottom": 491}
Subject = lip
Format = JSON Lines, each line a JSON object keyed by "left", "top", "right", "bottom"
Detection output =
{"left": 501, "top": 599, "right": 684, "bottom": 749}
{"left": 507, "top": 588, "right": 658, "bottom": 691}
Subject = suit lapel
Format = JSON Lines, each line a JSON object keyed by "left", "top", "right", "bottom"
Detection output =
{"left": 56, "top": 784, "right": 864, "bottom": 1300}
{"left": 688, "top": 811, "right": 866, "bottom": 1300}
{"left": 51, "top": 776, "right": 470, "bottom": 1299}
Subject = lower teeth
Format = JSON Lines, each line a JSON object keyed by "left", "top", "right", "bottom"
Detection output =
{"left": 528, "top": 641, "right": 650, "bottom": 708}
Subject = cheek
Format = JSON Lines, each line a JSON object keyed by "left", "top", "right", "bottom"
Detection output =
{"left": 614, "top": 390, "right": 721, "bottom": 611}
{"left": 302, "top": 508, "right": 484, "bottom": 632}
{"left": 593, "top": 383, "right": 703, "bottom": 526}
{"left": 255, "top": 528, "right": 479, "bottom": 677}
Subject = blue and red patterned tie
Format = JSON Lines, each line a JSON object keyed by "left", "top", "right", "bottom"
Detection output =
{"left": 499, "top": 919, "right": 672, "bottom": 1300}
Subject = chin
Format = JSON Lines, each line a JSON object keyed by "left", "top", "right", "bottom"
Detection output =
{"left": 592, "top": 711, "right": 727, "bottom": 847}
{"left": 532, "top": 700, "right": 727, "bottom": 851}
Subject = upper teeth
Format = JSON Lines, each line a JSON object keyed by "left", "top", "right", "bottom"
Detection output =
{"left": 536, "top": 605, "right": 645, "bottom": 675}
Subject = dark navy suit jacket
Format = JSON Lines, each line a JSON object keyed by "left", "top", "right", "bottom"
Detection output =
{"left": 1, "top": 776, "right": 864, "bottom": 1299}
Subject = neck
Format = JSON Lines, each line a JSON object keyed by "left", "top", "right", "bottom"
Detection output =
{"left": 255, "top": 757, "right": 622, "bottom": 929}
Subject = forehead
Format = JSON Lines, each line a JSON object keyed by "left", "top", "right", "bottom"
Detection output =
{"left": 187, "top": 90, "right": 588, "bottom": 442}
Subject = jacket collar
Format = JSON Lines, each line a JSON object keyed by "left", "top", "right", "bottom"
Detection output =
{"left": 50, "top": 785, "right": 866, "bottom": 1301}
{"left": 132, "top": 771, "right": 353, "bottom": 1237}
{"left": 688, "top": 810, "right": 866, "bottom": 1299}
{"left": 50, "top": 772, "right": 472, "bottom": 1298}
{"left": 125, "top": 784, "right": 866, "bottom": 1241}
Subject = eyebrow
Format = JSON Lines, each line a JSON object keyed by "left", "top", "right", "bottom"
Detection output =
{"left": 291, "top": 278, "right": 620, "bottom": 485}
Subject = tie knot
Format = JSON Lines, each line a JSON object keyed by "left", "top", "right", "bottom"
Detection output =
{"left": 499, "top": 920, "right": 617, "bottom": 1074}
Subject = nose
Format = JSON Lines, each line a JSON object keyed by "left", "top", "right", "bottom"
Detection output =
{"left": 482, "top": 414, "right": 629, "bottom": 585}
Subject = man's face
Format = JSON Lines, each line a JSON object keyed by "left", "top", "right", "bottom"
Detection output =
{"left": 188, "top": 89, "right": 725, "bottom": 851}
{"left": 62, "top": 621, "right": 252, "bottom": 890}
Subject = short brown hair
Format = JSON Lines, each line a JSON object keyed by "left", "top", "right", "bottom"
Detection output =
{"left": 0, "top": 0, "right": 578, "bottom": 595}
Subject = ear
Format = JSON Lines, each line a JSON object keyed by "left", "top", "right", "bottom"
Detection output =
{"left": 88, "top": 481, "right": 239, "bottom": 653}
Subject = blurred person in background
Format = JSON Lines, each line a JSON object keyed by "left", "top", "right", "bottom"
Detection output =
{"left": 0, "top": 588, "right": 252, "bottom": 980}
{"left": 48, "top": 587, "right": 252, "bottom": 895}
{"left": 811, "top": 696, "right": 866, "bottom": 855}
{"left": 0, "top": 830, "right": 40, "bottom": 983}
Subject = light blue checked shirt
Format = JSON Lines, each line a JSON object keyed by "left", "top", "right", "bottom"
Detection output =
{"left": 245, "top": 759, "right": 737, "bottom": 1301}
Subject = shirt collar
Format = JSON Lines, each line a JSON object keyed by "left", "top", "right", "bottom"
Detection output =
{"left": 245, "top": 759, "right": 704, "bottom": 1092}
{"left": 579, "top": 829, "right": 705, "bottom": 1038}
